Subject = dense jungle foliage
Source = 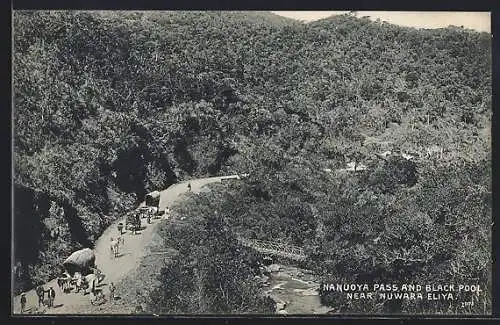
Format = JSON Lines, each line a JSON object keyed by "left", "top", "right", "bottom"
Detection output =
{"left": 146, "top": 207, "right": 275, "bottom": 314}
{"left": 13, "top": 11, "right": 491, "bottom": 314}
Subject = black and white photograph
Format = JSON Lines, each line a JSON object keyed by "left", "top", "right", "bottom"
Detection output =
{"left": 11, "top": 10, "right": 492, "bottom": 316}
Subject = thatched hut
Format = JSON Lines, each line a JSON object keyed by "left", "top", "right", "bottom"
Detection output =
{"left": 62, "top": 248, "right": 96, "bottom": 276}
{"left": 145, "top": 190, "right": 160, "bottom": 207}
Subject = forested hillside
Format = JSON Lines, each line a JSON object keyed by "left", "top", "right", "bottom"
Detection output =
{"left": 13, "top": 11, "right": 491, "bottom": 314}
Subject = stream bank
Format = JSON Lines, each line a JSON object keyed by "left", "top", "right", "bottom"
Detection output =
{"left": 256, "top": 263, "right": 332, "bottom": 314}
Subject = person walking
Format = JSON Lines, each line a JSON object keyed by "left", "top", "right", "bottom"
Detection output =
{"left": 117, "top": 223, "right": 124, "bottom": 235}
{"left": 164, "top": 207, "right": 171, "bottom": 220}
{"left": 110, "top": 237, "right": 119, "bottom": 258}
{"left": 20, "top": 293, "right": 27, "bottom": 313}
{"left": 48, "top": 287, "right": 56, "bottom": 308}
{"left": 187, "top": 183, "right": 191, "bottom": 191}
{"left": 35, "top": 286, "right": 45, "bottom": 307}
{"left": 109, "top": 282, "right": 116, "bottom": 301}
{"left": 117, "top": 233, "right": 124, "bottom": 246}
{"left": 75, "top": 272, "right": 83, "bottom": 293}
{"left": 89, "top": 289, "right": 97, "bottom": 305}
{"left": 135, "top": 213, "right": 141, "bottom": 234}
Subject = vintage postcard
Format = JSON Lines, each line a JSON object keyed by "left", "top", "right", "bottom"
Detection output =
{"left": 12, "top": 10, "right": 492, "bottom": 316}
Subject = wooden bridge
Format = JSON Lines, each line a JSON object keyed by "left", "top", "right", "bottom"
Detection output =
{"left": 237, "top": 237, "right": 306, "bottom": 261}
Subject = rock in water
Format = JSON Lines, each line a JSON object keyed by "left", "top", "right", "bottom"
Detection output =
{"left": 271, "top": 282, "right": 286, "bottom": 290}
{"left": 301, "top": 288, "right": 319, "bottom": 296}
{"left": 268, "top": 264, "right": 281, "bottom": 272}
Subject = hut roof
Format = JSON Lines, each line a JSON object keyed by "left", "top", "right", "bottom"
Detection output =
{"left": 146, "top": 191, "right": 161, "bottom": 199}
{"left": 62, "top": 248, "right": 95, "bottom": 274}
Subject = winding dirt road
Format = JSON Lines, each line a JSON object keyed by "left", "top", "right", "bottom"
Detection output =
{"left": 12, "top": 176, "right": 239, "bottom": 315}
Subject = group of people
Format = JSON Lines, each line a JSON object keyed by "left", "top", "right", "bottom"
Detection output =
{"left": 109, "top": 235, "right": 124, "bottom": 259}
{"left": 89, "top": 281, "right": 116, "bottom": 306}
{"left": 19, "top": 204, "right": 173, "bottom": 314}
{"left": 19, "top": 285, "right": 56, "bottom": 313}
{"left": 119, "top": 205, "right": 160, "bottom": 238}
{"left": 19, "top": 280, "right": 118, "bottom": 313}
{"left": 69, "top": 271, "right": 115, "bottom": 306}
{"left": 38, "top": 286, "right": 56, "bottom": 309}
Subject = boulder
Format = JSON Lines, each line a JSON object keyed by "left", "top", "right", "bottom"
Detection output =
{"left": 271, "top": 282, "right": 286, "bottom": 290}
{"left": 301, "top": 274, "right": 315, "bottom": 281}
{"left": 277, "top": 309, "right": 288, "bottom": 315}
{"left": 268, "top": 264, "right": 281, "bottom": 272}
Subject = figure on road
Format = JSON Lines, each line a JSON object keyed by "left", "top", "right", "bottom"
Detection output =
{"left": 117, "top": 234, "right": 124, "bottom": 246}
{"left": 35, "top": 285, "right": 45, "bottom": 307}
{"left": 48, "top": 287, "right": 56, "bottom": 308}
{"left": 110, "top": 237, "right": 119, "bottom": 258}
{"left": 20, "top": 293, "right": 27, "bottom": 313}
{"left": 117, "top": 223, "right": 124, "bottom": 235}
{"left": 109, "top": 282, "right": 116, "bottom": 301}
{"left": 187, "top": 183, "right": 192, "bottom": 191}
